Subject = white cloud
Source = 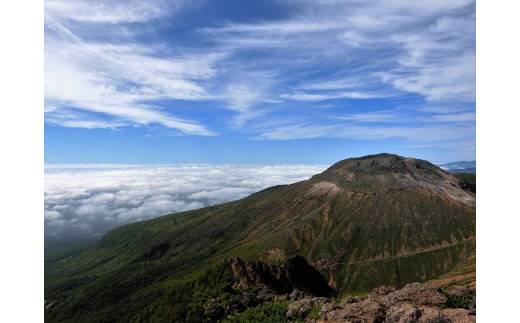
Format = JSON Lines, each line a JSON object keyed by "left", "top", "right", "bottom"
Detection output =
{"left": 203, "top": 20, "right": 344, "bottom": 34}
{"left": 82, "top": 193, "right": 117, "bottom": 205}
{"left": 44, "top": 164, "right": 327, "bottom": 238}
{"left": 45, "top": 210, "right": 61, "bottom": 220}
{"left": 281, "top": 91, "right": 386, "bottom": 101}
{"left": 44, "top": 0, "right": 475, "bottom": 136}
{"left": 44, "top": 0, "right": 179, "bottom": 24}
{"left": 202, "top": 0, "right": 475, "bottom": 105}
{"left": 335, "top": 110, "right": 476, "bottom": 124}
{"left": 299, "top": 77, "right": 367, "bottom": 91}
{"left": 425, "top": 113, "right": 476, "bottom": 123}
{"left": 381, "top": 52, "right": 476, "bottom": 102}
{"left": 335, "top": 110, "right": 404, "bottom": 123}
{"left": 44, "top": 1, "right": 218, "bottom": 135}
{"left": 258, "top": 122, "right": 475, "bottom": 143}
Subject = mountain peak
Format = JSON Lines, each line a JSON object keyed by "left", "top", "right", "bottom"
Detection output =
{"left": 325, "top": 153, "right": 435, "bottom": 173}
{"left": 46, "top": 153, "right": 476, "bottom": 321}
{"left": 309, "top": 153, "right": 475, "bottom": 206}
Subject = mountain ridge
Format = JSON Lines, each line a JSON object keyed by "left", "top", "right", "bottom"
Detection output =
{"left": 309, "top": 153, "right": 475, "bottom": 206}
{"left": 45, "top": 153, "right": 476, "bottom": 322}
{"left": 438, "top": 160, "right": 476, "bottom": 174}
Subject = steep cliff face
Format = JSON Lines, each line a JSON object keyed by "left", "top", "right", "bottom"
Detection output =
{"left": 228, "top": 256, "right": 336, "bottom": 298}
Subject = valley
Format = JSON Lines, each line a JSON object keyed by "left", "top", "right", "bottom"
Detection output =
{"left": 45, "top": 154, "right": 476, "bottom": 322}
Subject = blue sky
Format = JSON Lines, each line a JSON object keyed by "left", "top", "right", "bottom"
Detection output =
{"left": 44, "top": 0, "right": 476, "bottom": 165}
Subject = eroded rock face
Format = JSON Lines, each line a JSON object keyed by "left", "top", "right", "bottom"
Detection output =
{"left": 286, "top": 297, "right": 330, "bottom": 319}
{"left": 228, "top": 256, "right": 291, "bottom": 293}
{"left": 442, "top": 308, "right": 476, "bottom": 323}
{"left": 371, "top": 285, "right": 397, "bottom": 296}
{"left": 318, "top": 282, "right": 476, "bottom": 323}
{"left": 227, "top": 255, "right": 336, "bottom": 298}
{"left": 385, "top": 302, "right": 424, "bottom": 322}
{"left": 444, "top": 285, "right": 471, "bottom": 297}
{"left": 313, "top": 153, "right": 476, "bottom": 207}
{"left": 326, "top": 299, "right": 386, "bottom": 323}
{"left": 205, "top": 256, "right": 336, "bottom": 321}
{"left": 382, "top": 282, "right": 448, "bottom": 307}
{"left": 207, "top": 263, "right": 476, "bottom": 323}
{"left": 385, "top": 303, "right": 450, "bottom": 323}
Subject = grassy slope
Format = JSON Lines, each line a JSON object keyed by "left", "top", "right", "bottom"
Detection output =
{"left": 45, "top": 157, "right": 476, "bottom": 322}
{"left": 45, "top": 184, "right": 475, "bottom": 321}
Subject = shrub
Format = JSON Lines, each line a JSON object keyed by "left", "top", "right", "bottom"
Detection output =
{"left": 224, "top": 301, "right": 292, "bottom": 323}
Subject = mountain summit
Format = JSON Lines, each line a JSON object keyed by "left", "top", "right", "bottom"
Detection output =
{"left": 45, "top": 154, "right": 476, "bottom": 322}
{"left": 309, "top": 153, "right": 475, "bottom": 205}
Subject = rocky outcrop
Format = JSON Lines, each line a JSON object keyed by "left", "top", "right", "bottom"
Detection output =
{"left": 324, "top": 298, "right": 386, "bottom": 322}
{"left": 287, "top": 297, "right": 331, "bottom": 319}
{"left": 217, "top": 256, "right": 476, "bottom": 322}
{"left": 312, "top": 153, "right": 476, "bottom": 206}
{"left": 227, "top": 255, "right": 336, "bottom": 298}
{"left": 382, "top": 282, "right": 448, "bottom": 307}
{"left": 204, "top": 256, "right": 336, "bottom": 321}
{"left": 317, "top": 282, "right": 476, "bottom": 322}
{"left": 205, "top": 275, "right": 475, "bottom": 322}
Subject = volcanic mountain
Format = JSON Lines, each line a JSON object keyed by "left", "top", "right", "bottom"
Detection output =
{"left": 45, "top": 153, "right": 476, "bottom": 322}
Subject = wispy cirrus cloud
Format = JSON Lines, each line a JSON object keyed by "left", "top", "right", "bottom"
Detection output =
{"left": 190, "top": 0, "right": 476, "bottom": 150}
{"left": 201, "top": 0, "right": 475, "bottom": 105}
{"left": 424, "top": 112, "right": 476, "bottom": 123}
{"left": 44, "top": 0, "right": 475, "bottom": 157}
{"left": 44, "top": 164, "right": 327, "bottom": 238}
{"left": 334, "top": 109, "right": 476, "bottom": 124}
{"left": 257, "top": 122, "right": 475, "bottom": 143}
{"left": 334, "top": 110, "right": 406, "bottom": 123}
{"left": 45, "top": 0, "right": 218, "bottom": 135}
{"left": 45, "top": 0, "right": 178, "bottom": 24}
{"left": 280, "top": 91, "right": 387, "bottom": 102}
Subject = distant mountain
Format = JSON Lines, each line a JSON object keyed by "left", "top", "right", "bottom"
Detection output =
{"left": 438, "top": 160, "right": 476, "bottom": 174}
{"left": 45, "top": 153, "right": 475, "bottom": 322}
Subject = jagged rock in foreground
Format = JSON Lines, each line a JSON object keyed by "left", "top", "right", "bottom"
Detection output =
{"left": 216, "top": 281, "right": 476, "bottom": 322}
{"left": 208, "top": 257, "right": 476, "bottom": 322}
{"left": 295, "top": 282, "right": 476, "bottom": 322}
{"left": 45, "top": 154, "right": 476, "bottom": 322}
{"left": 205, "top": 256, "right": 336, "bottom": 321}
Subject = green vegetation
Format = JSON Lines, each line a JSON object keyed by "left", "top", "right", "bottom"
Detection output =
{"left": 453, "top": 173, "right": 476, "bottom": 192}
{"left": 46, "top": 260, "right": 235, "bottom": 322}
{"left": 441, "top": 286, "right": 473, "bottom": 309}
{"left": 445, "top": 292, "right": 472, "bottom": 309}
{"left": 306, "top": 304, "right": 323, "bottom": 320}
{"left": 45, "top": 154, "right": 476, "bottom": 321}
{"left": 224, "top": 301, "right": 296, "bottom": 323}
{"left": 44, "top": 237, "right": 98, "bottom": 263}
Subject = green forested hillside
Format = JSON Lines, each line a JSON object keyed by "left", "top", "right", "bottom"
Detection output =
{"left": 453, "top": 173, "right": 476, "bottom": 192}
{"left": 45, "top": 154, "right": 476, "bottom": 322}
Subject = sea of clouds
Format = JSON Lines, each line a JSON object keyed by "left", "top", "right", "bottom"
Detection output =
{"left": 44, "top": 164, "right": 327, "bottom": 238}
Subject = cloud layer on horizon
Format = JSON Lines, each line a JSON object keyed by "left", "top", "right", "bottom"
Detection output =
{"left": 44, "top": 164, "right": 327, "bottom": 238}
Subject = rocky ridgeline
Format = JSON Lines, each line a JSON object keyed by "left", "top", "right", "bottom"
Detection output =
{"left": 288, "top": 283, "right": 476, "bottom": 322}
{"left": 205, "top": 256, "right": 476, "bottom": 322}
